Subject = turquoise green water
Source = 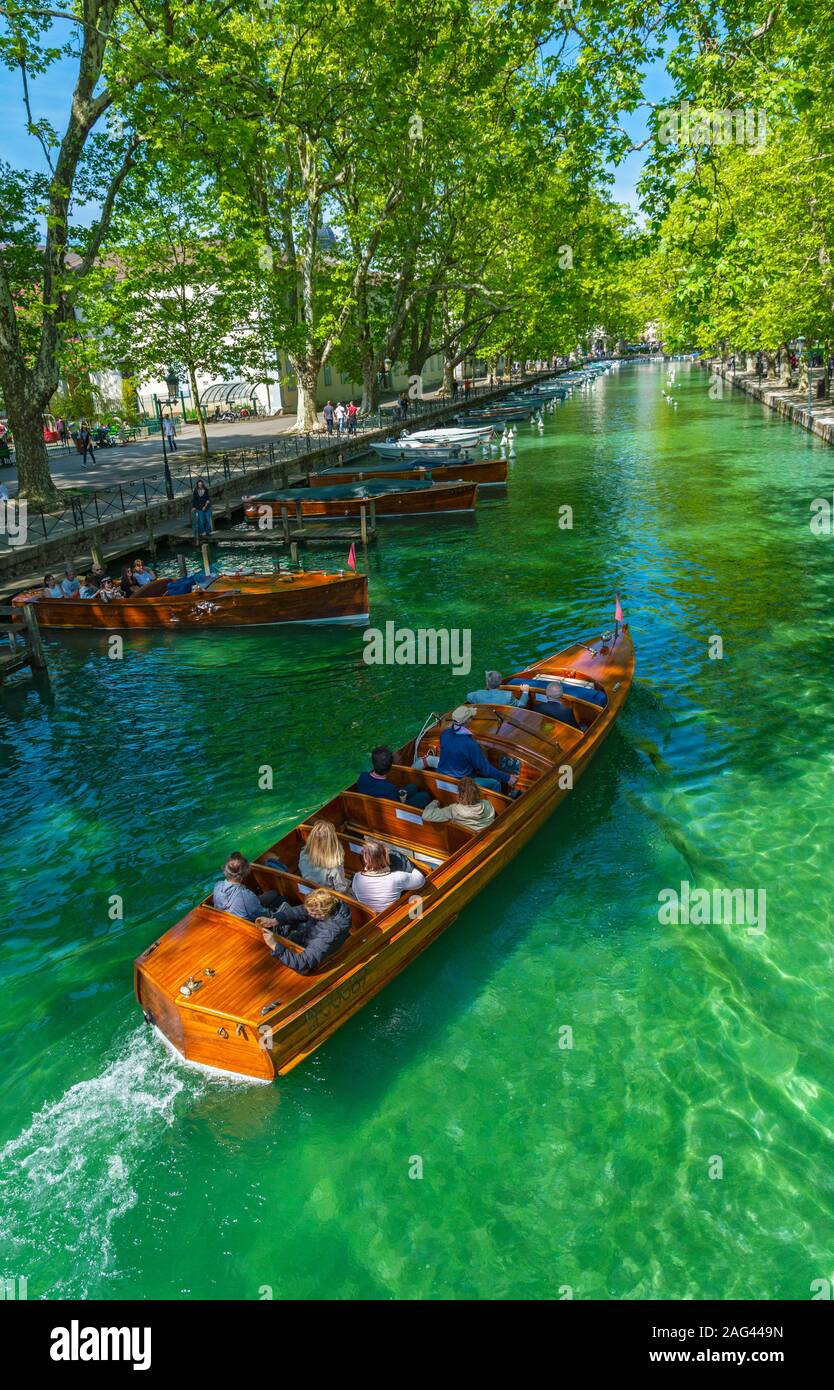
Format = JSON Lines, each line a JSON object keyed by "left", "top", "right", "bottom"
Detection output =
{"left": 3, "top": 362, "right": 834, "bottom": 1301}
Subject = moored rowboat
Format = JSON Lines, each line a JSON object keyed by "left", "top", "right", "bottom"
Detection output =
{"left": 244, "top": 477, "right": 478, "bottom": 520}
{"left": 12, "top": 570, "right": 369, "bottom": 629}
{"left": 134, "top": 620, "right": 635, "bottom": 1080}
{"left": 309, "top": 456, "right": 507, "bottom": 488}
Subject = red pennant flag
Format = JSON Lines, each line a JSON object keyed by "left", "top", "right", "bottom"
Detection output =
{"left": 614, "top": 592, "right": 623, "bottom": 623}
{"left": 347, "top": 543, "right": 356, "bottom": 570}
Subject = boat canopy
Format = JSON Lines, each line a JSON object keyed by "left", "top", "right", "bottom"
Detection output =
{"left": 250, "top": 477, "right": 439, "bottom": 502}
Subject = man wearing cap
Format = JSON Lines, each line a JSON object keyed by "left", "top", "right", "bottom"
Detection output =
{"left": 467, "top": 670, "right": 530, "bottom": 707}
{"left": 437, "top": 706, "right": 518, "bottom": 795}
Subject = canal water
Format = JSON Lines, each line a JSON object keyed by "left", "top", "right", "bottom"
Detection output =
{"left": 2, "top": 361, "right": 833, "bottom": 1300}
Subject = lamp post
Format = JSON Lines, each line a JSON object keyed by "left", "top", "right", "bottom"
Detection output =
{"left": 159, "top": 367, "right": 180, "bottom": 500}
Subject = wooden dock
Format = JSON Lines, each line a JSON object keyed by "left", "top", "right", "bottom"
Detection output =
{"left": 0, "top": 600, "right": 48, "bottom": 684}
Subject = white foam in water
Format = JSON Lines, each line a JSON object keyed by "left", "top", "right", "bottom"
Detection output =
{"left": 0, "top": 1026, "right": 225, "bottom": 1297}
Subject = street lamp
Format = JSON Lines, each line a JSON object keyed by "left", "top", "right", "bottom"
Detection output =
{"left": 159, "top": 367, "right": 180, "bottom": 500}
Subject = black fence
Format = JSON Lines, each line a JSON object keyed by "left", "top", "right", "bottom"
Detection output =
{"left": 3, "top": 371, "right": 556, "bottom": 550}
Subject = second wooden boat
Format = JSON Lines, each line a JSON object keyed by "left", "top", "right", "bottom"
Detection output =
{"left": 12, "top": 570, "right": 369, "bottom": 629}
{"left": 244, "top": 477, "right": 478, "bottom": 521}
{"left": 134, "top": 619, "right": 634, "bottom": 1079}
{"left": 308, "top": 456, "right": 507, "bottom": 488}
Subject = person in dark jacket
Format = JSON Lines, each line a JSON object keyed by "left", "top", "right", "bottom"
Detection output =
{"left": 534, "top": 681, "right": 580, "bottom": 729}
{"left": 260, "top": 889, "right": 351, "bottom": 973}
{"left": 356, "top": 746, "right": 430, "bottom": 808}
{"left": 192, "top": 478, "right": 212, "bottom": 536}
{"left": 436, "top": 705, "right": 518, "bottom": 794}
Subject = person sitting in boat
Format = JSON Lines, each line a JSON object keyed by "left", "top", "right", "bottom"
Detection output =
{"left": 436, "top": 706, "right": 518, "bottom": 795}
{"left": 131, "top": 558, "right": 156, "bottom": 587}
{"left": 356, "top": 746, "right": 430, "bottom": 809}
{"left": 61, "top": 567, "right": 81, "bottom": 598}
{"left": 298, "top": 820, "right": 350, "bottom": 893}
{"left": 42, "top": 574, "right": 64, "bottom": 598}
{"left": 99, "top": 576, "right": 120, "bottom": 601}
{"left": 466, "top": 670, "right": 530, "bottom": 708}
{"left": 534, "top": 681, "right": 580, "bottom": 729}
{"left": 259, "top": 889, "right": 351, "bottom": 974}
{"left": 119, "top": 565, "right": 139, "bottom": 598}
{"left": 422, "top": 777, "right": 496, "bottom": 832}
{"left": 351, "top": 840, "right": 425, "bottom": 912}
{"left": 213, "top": 852, "right": 283, "bottom": 922}
{"left": 79, "top": 575, "right": 101, "bottom": 599}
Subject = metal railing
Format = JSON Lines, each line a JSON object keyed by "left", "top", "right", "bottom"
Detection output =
{"left": 1, "top": 371, "right": 556, "bottom": 553}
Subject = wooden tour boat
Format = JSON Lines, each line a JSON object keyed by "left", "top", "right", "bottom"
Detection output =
{"left": 134, "top": 620, "right": 635, "bottom": 1080}
{"left": 244, "top": 477, "right": 478, "bottom": 522}
{"left": 309, "top": 456, "right": 507, "bottom": 488}
{"left": 12, "top": 569, "right": 369, "bottom": 629}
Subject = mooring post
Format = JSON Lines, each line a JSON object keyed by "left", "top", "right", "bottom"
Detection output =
{"left": 90, "top": 541, "right": 104, "bottom": 570}
{"left": 22, "top": 603, "right": 47, "bottom": 671}
{"left": 290, "top": 541, "right": 299, "bottom": 564}
{"left": 201, "top": 541, "right": 212, "bottom": 576}
{"left": 360, "top": 503, "right": 368, "bottom": 546}
{"left": 146, "top": 518, "right": 156, "bottom": 555}
{"left": 177, "top": 553, "right": 188, "bottom": 577}
{"left": 369, "top": 498, "right": 377, "bottom": 534}
{"left": 294, "top": 500, "right": 304, "bottom": 531}
{"left": 280, "top": 506, "right": 290, "bottom": 542}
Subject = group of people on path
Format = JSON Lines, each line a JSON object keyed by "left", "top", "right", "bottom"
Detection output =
{"left": 210, "top": 667, "right": 603, "bottom": 976}
{"left": 322, "top": 400, "right": 359, "bottom": 436}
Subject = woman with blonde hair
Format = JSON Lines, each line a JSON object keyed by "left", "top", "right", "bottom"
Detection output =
{"left": 299, "top": 819, "right": 349, "bottom": 892}
{"left": 352, "top": 840, "right": 425, "bottom": 912}
{"left": 422, "top": 777, "right": 496, "bottom": 832}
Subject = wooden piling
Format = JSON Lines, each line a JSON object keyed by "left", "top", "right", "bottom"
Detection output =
{"left": 290, "top": 541, "right": 299, "bottom": 564}
{"left": 360, "top": 503, "right": 368, "bottom": 545}
{"left": 90, "top": 542, "right": 104, "bottom": 570}
{"left": 280, "top": 506, "right": 290, "bottom": 542}
{"left": 201, "top": 542, "right": 212, "bottom": 576}
{"left": 369, "top": 498, "right": 376, "bottom": 533}
{"left": 177, "top": 553, "right": 188, "bottom": 577}
{"left": 22, "top": 603, "right": 46, "bottom": 670}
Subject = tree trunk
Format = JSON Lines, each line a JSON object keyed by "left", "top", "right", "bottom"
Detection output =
{"left": 6, "top": 392, "right": 58, "bottom": 507}
{"left": 779, "top": 345, "right": 792, "bottom": 385}
{"left": 361, "top": 357, "right": 380, "bottom": 414}
{"left": 765, "top": 351, "right": 776, "bottom": 381}
{"left": 292, "top": 360, "right": 321, "bottom": 431}
{"left": 188, "top": 365, "right": 209, "bottom": 457}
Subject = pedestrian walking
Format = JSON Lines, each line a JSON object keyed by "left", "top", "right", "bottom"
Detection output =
{"left": 78, "top": 421, "right": 96, "bottom": 467}
{"left": 335, "top": 402, "right": 347, "bottom": 434}
{"left": 323, "top": 401, "right": 335, "bottom": 435}
{"left": 346, "top": 401, "right": 358, "bottom": 436}
{"left": 162, "top": 414, "right": 177, "bottom": 451}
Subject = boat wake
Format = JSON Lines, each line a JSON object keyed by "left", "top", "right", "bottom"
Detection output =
{"left": 0, "top": 1026, "right": 223, "bottom": 1297}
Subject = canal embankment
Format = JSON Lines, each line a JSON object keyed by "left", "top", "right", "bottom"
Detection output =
{"left": 713, "top": 363, "right": 834, "bottom": 447}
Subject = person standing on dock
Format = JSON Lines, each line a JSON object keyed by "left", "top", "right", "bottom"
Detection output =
{"left": 192, "top": 478, "right": 212, "bottom": 536}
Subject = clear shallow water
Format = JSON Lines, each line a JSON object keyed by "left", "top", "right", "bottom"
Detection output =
{"left": 2, "top": 362, "right": 834, "bottom": 1300}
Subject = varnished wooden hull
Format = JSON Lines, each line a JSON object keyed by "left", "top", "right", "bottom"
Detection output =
{"left": 134, "top": 625, "right": 634, "bottom": 1080}
{"left": 12, "top": 572, "right": 369, "bottom": 629}
{"left": 309, "top": 458, "right": 507, "bottom": 488}
{"left": 244, "top": 481, "right": 478, "bottom": 521}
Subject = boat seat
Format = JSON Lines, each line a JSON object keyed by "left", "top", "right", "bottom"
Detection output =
{"left": 339, "top": 790, "right": 473, "bottom": 856}
{"left": 136, "top": 577, "right": 171, "bottom": 598}
{"left": 387, "top": 765, "right": 511, "bottom": 814}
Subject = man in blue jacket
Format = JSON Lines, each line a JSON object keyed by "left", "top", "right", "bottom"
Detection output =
{"left": 436, "top": 706, "right": 518, "bottom": 794}
{"left": 534, "top": 681, "right": 580, "bottom": 729}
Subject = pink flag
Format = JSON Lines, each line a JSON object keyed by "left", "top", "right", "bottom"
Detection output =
{"left": 347, "top": 543, "right": 356, "bottom": 571}
{"left": 614, "top": 592, "right": 623, "bottom": 623}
